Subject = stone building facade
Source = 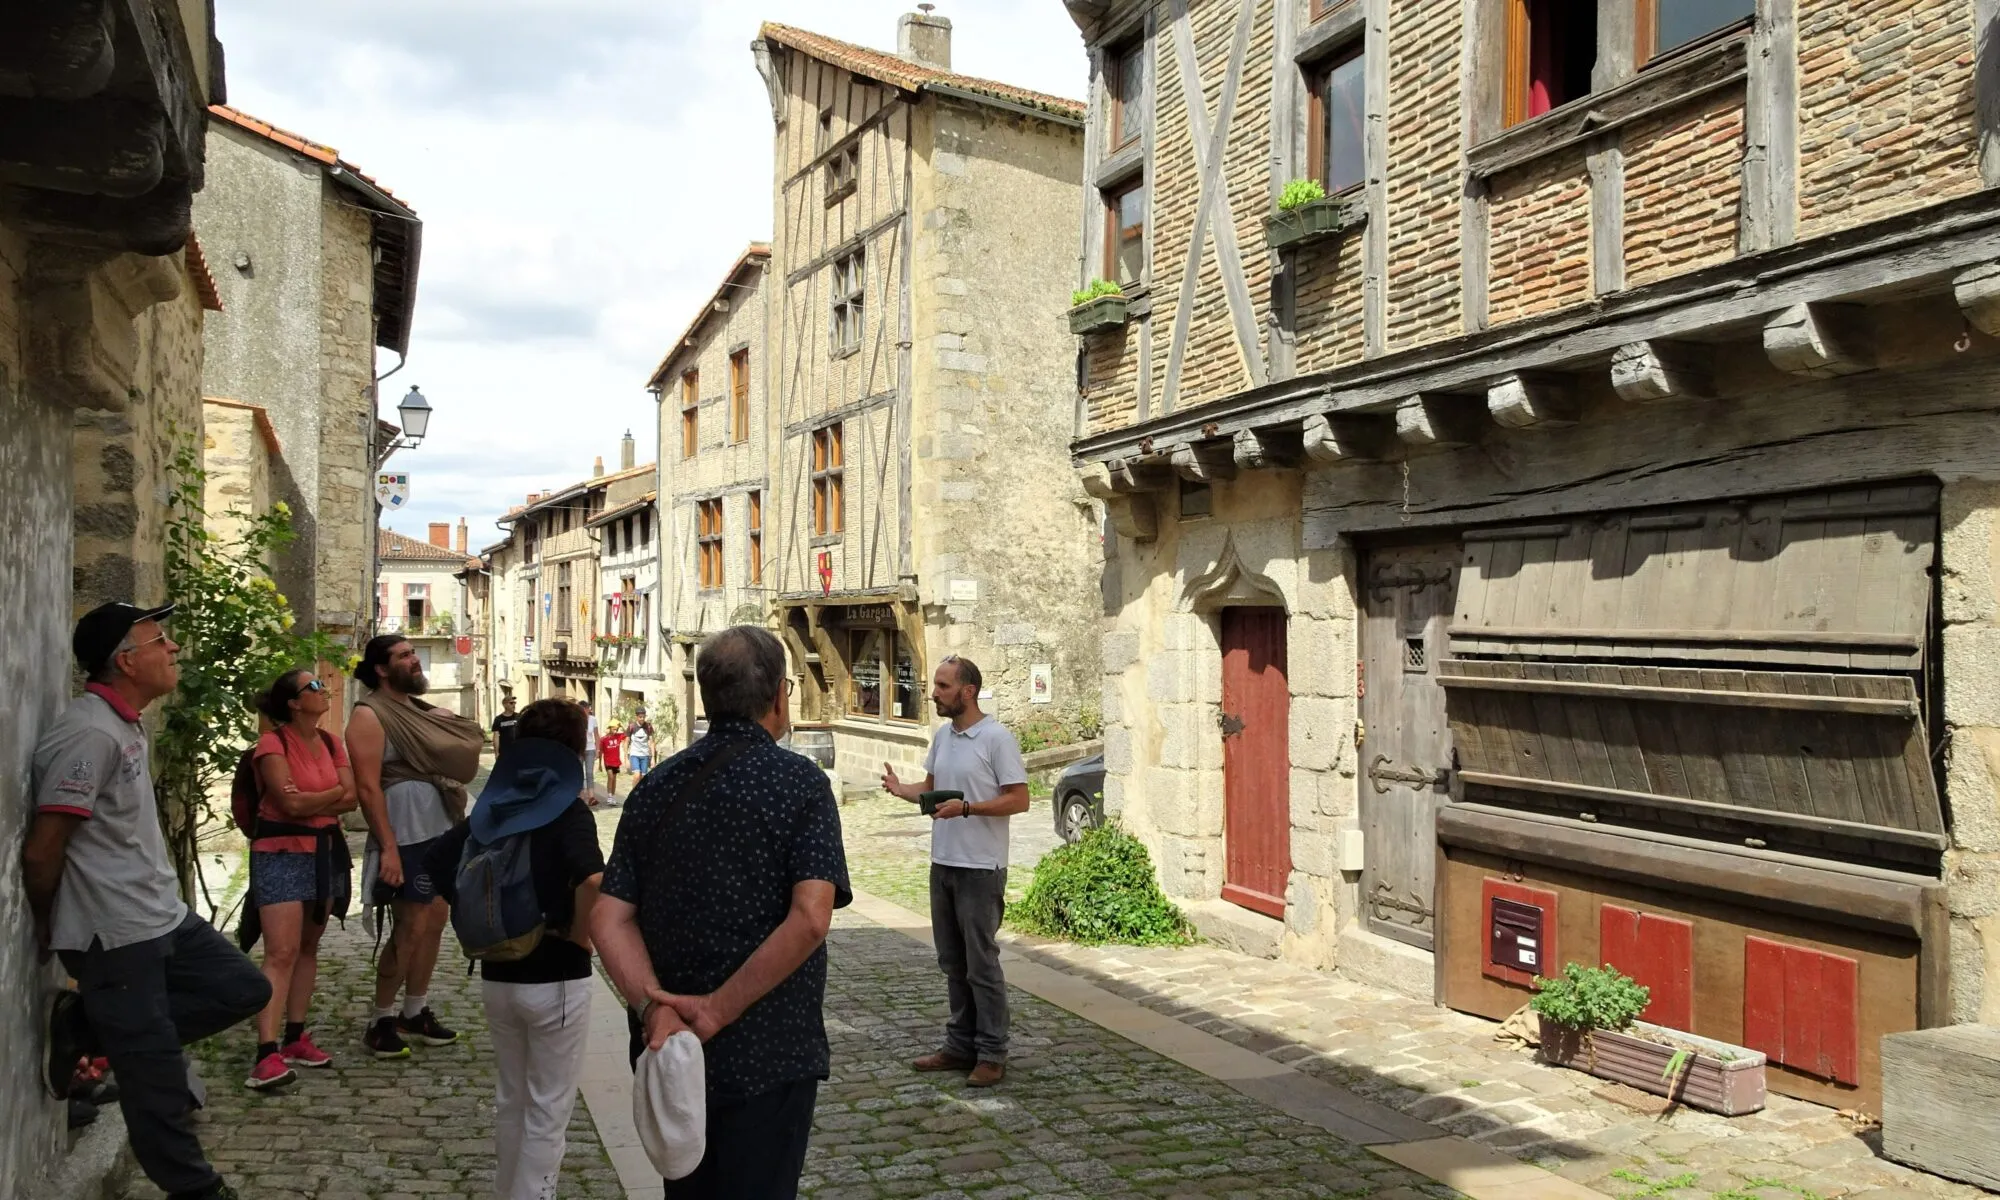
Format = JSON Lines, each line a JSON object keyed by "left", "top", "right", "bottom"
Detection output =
{"left": 1066, "top": 0, "right": 2000, "bottom": 1113}
{"left": 201, "top": 395, "right": 280, "bottom": 545}
{"left": 0, "top": 3, "right": 224, "bottom": 1190}
{"left": 751, "top": 15, "right": 1102, "bottom": 782}
{"left": 194, "top": 105, "right": 421, "bottom": 680}
{"left": 591, "top": 486, "right": 668, "bottom": 736}
{"left": 377, "top": 523, "right": 478, "bottom": 715}
{"left": 650, "top": 245, "right": 770, "bottom": 746}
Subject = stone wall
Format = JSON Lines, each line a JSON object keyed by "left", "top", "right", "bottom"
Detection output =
{"left": 196, "top": 129, "right": 325, "bottom": 620}
{"left": 72, "top": 253, "right": 207, "bottom": 613}
{"left": 0, "top": 220, "right": 72, "bottom": 1200}
{"left": 1622, "top": 93, "right": 1745, "bottom": 289}
{"left": 1795, "top": 0, "right": 1979, "bottom": 240}
{"left": 202, "top": 398, "right": 274, "bottom": 546}
{"left": 909, "top": 95, "right": 1099, "bottom": 737}
{"left": 317, "top": 199, "right": 377, "bottom": 644}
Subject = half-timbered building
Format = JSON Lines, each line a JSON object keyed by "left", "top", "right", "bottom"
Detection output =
{"left": 1066, "top": 0, "right": 2000, "bottom": 1111}
{"left": 751, "top": 14, "right": 1102, "bottom": 779}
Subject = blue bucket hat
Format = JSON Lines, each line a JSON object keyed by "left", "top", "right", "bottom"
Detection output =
{"left": 468, "top": 738, "right": 585, "bottom": 843}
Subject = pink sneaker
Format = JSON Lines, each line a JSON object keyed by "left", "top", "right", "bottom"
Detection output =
{"left": 281, "top": 1031, "right": 332, "bottom": 1069}
{"left": 244, "top": 1052, "right": 297, "bottom": 1091}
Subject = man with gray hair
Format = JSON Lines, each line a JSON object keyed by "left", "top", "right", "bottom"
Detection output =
{"left": 593, "top": 625, "right": 851, "bottom": 1196}
{"left": 23, "top": 603, "right": 270, "bottom": 1200}
{"left": 881, "top": 655, "right": 1029, "bottom": 1087}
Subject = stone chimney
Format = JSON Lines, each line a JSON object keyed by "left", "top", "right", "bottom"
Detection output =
{"left": 898, "top": 6, "right": 951, "bottom": 70}
{"left": 427, "top": 522, "right": 450, "bottom": 548}
{"left": 593, "top": 455, "right": 605, "bottom": 478}
{"left": 620, "top": 429, "right": 636, "bottom": 471}
{"left": 456, "top": 519, "right": 468, "bottom": 555}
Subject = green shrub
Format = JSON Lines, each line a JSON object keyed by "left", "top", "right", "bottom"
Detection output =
{"left": 1009, "top": 821, "right": 1193, "bottom": 945}
{"left": 1277, "top": 178, "right": 1328, "bottom": 212}
{"left": 1071, "top": 278, "right": 1123, "bottom": 307}
{"left": 1529, "top": 962, "right": 1650, "bottom": 1031}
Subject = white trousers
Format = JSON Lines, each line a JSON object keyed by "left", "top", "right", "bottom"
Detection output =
{"left": 483, "top": 978, "right": 592, "bottom": 1200}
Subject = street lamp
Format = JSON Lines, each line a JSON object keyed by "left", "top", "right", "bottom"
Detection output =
{"left": 396, "top": 385, "right": 433, "bottom": 447}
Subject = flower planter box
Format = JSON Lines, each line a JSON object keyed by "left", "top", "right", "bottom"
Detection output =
{"left": 1265, "top": 196, "right": 1365, "bottom": 252}
{"left": 1068, "top": 293, "right": 1128, "bottom": 335}
{"left": 1538, "top": 1015, "right": 1767, "bottom": 1115}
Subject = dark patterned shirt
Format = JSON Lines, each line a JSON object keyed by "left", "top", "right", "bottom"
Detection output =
{"left": 601, "top": 718, "right": 851, "bottom": 1100}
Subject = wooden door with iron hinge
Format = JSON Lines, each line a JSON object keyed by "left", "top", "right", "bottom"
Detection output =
{"left": 1221, "top": 607, "right": 1291, "bottom": 919}
{"left": 1360, "top": 544, "right": 1461, "bottom": 949}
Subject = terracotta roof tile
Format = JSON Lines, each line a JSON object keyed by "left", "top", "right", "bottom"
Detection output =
{"left": 208, "top": 105, "right": 414, "bottom": 211}
{"left": 378, "top": 528, "right": 470, "bottom": 563}
{"left": 646, "top": 243, "right": 772, "bottom": 389}
{"left": 185, "top": 233, "right": 222, "bottom": 312}
{"left": 758, "top": 22, "right": 1084, "bottom": 120}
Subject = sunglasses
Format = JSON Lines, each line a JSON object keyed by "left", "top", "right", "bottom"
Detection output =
{"left": 299, "top": 680, "right": 325, "bottom": 693}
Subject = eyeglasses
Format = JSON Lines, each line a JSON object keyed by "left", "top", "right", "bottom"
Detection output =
{"left": 300, "top": 680, "right": 325, "bottom": 693}
{"left": 118, "top": 631, "right": 171, "bottom": 656}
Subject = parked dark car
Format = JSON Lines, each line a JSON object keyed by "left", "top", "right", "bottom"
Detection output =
{"left": 1052, "top": 754, "right": 1105, "bottom": 843}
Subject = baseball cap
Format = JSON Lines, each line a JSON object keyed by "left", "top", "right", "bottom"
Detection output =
{"left": 73, "top": 602, "right": 176, "bottom": 675}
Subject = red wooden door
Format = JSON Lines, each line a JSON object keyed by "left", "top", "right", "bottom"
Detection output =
{"left": 1221, "top": 607, "right": 1290, "bottom": 918}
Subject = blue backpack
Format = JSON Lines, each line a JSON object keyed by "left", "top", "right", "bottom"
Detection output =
{"left": 449, "top": 833, "right": 544, "bottom": 962}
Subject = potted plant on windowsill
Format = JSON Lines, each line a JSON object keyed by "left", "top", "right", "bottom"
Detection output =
{"left": 1266, "top": 179, "right": 1365, "bottom": 252}
{"left": 1068, "top": 279, "right": 1128, "bottom": 335}
{"left": 1531, "top": 963, "right": 1767, "bottom": 1115}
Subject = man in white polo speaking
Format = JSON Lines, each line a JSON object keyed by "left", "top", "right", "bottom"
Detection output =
{"left": 882, "top": 654, "right": 1030, "bottom": 1088}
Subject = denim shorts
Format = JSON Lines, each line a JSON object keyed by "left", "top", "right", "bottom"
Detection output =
{"left": 250, "top": 850, "right": 317, "bottom": 907}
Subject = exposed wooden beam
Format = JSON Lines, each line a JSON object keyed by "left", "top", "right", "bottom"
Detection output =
{"left": 1487, "top": 372, "right": 1579, "bottom": 428}
{"left": 1742, "top": 0, "right": 1798, "bottom": 251}
{"left": 1764, "top": 301, "right": 1872, "bottom": 378}
{"left": 1233, "top": 425, "right": 1305, "bottom": 471}
{"left": 1610, "top": 339, "right": 1717, "bottom": 402}
{"left": 1302, "top": 411, "right": 1396, "bottom": 464}
{"left": 1394, "top": 393, "right": 1486, "bottom": 447}
{"left": 1954, "top": 261, "right": 2000, "bottom": 337}
{"left": 1079, "top": 464, "right": 1159, "bottom": 540}
{"left": 1170, "top": 439, "right": 1238, "bottom": 482}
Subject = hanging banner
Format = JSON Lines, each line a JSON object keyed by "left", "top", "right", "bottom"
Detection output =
{"left": 375, "top": 472, "right": 411, "bottom": 510}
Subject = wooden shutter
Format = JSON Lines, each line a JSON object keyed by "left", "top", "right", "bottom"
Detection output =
{"left": 1450, "top": 484, "right": 1937, "bottom": 671}
{"left": 1744, "top": 937, "right": 1860, "bottom": 1085}
{"left": 1601, "top": 905, "right": 1694, "bottom": 1032}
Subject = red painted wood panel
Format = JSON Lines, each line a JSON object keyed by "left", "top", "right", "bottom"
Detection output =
{"left": 1599, "top": 905, "right": 1695, "bottom": 1032}
{"left": 1743, "top": 936, "right": 1860, "bottom": 1086}
{"left": 1221, "top": 608, "right": 1290, "bottom": 919}
{"left": 1481, "top": 878, "right": 1558, "bottom": 988}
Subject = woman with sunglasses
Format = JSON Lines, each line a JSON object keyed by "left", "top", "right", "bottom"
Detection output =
{"left": 244, "top": 668, "right": 357, "bottom": 1089}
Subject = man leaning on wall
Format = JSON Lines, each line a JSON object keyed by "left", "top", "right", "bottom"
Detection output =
{"left": 23, "top": 603, "right": 271, "bottom": 1200}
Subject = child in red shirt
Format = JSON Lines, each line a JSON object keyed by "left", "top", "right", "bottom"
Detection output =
{"left": 597, "top": 726, "right": 625, "bottom": 797}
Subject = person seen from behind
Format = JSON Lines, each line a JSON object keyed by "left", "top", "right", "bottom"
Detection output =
{"left": 243, "top": 667, "right": 357, "bottom": 1090}
{"left": 25, "top": 603, "right": 271, "bottom": 1200}
{"left": 593, "top": 625, "right": 851, "bottom": 1199}
{"left": 426, "top": 698, "right": 604, "bottom": 1200}
{"left": 347, "top": 634, "right": 483, "bottom": 1058}
{"left": 881, "top": 655, "right": 1029, "bottom": 1087}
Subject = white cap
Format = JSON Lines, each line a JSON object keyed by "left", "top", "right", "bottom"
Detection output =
{"left": 634, "top": 1030, "right": 707, "bottom": 1180}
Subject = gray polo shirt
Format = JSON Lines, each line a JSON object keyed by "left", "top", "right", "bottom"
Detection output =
{"left": 925, "top": 715, "right": 1028, "bottom": 870}
{"left": 32, "top": 688, "right": 187, "bottom": 952}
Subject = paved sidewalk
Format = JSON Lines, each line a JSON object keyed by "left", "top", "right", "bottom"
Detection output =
{"left": 999, "top": 937, "right": 1983, "bottom": 1200}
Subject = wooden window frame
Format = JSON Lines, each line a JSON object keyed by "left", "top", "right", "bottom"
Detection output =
{"left": 555, "top": 562, "right": 572, "bottom": 635}
{"left": 812, "top": 425, "right": 844, "bottom": 538}
{"left": 619, "top": 575, "right": 638, "bottom": 637}
{"left": 729, "top": 348, "right": 751, "bottom": 443}
{"left": 1309, "top": 0, "right": 1356, "bottom": 20}
{"left": 815, "top": 107, "right": 834, "bottom": 156}
{"left": 638, "top": 508, "right": 650, "bottom": 547}
{"left": 830, "top": 251, "right": 865, "bottom": 356}
{"left": 697, "top": 498, "right": 724, "bottom": 590}
{"left": 1102, "top": 177, "right": 1145, "bottom": 286}
{"left": 1107, "top": 40, "right": 1146, "bottom": 153}
{"left": 1305, "top": 40, "right": 1366, "bottom": 196}
{"left": 1634, "top": 0, "right": 1754, "bottom": 68}
{"left": 824, "top": 143, "right": 859, "bottom": 205}
{"left": 680, "top": 369, "right": 699, "bottom": 459}
{"left": 748, "top": 490, "right": 763, "bottom": 585}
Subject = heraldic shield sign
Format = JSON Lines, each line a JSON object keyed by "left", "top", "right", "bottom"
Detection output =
{"left": 376, "top": 472, "right": 411, "bottom": 510}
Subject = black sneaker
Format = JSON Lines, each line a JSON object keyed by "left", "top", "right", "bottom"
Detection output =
{"left": 43, "top": 990, "right": 89, "bottom": 1099}
{"left": 170, "top": 1183, "right": 239, "bottom": 1200}
{"left": 396, "top": 1007, "right": 458, "bottom": 1046}
{"left": 363, "top": 1016, "right": 410, "bottom": 1059}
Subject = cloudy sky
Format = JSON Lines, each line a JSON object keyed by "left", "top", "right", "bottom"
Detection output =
{"left": 213, "top": 1, "right": 1088, "bottom": 550}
